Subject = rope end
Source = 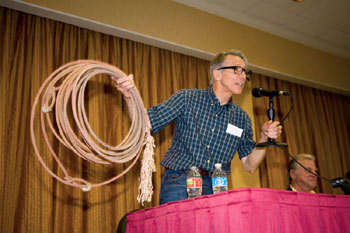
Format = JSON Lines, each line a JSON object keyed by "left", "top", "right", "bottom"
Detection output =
{"left": 41, "top": 106, "right": 52, "bottom": 113}
{"left": 137, "top": 135, "right": 156, "bottom": 205}
{"left": 82, "top": 183, "right": 91, "bottom": 192}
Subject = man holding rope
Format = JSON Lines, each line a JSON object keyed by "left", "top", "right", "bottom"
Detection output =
{"left": 116, "top": 50, "right": 282, "bottom": 205}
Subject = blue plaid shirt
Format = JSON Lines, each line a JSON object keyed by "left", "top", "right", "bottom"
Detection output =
{"left": 147, "top": 85, "right": 256, "bottom": 174}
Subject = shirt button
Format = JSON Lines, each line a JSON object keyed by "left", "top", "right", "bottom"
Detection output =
{"left": 207, "top": 160, "right": 210, "bottom": 164}
{"left": 215, "top": 114, "right": 218, "bottom": 117}
{"left": 211, "top": 128, "right": 214, "bottom": 132}
{"left": 211, "top": 103, "right": 213, "bottom": 106}
{"left": 207, "top": 145, "right": 210, "bottom": 148}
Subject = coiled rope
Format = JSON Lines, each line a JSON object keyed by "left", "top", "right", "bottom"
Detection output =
{"left": 30, "top": 60, "right": 155, "bottom": 204}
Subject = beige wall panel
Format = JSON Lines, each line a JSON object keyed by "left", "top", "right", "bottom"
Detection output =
{"left": 23, "top": 0, "right": 350, "bottom": 95}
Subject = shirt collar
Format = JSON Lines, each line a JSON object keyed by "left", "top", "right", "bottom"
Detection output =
{"left": 207, "top": 85, "right": 233, "bottom": 110}
{"left": 290, "top": 185, "right": 316, "bottom": 193}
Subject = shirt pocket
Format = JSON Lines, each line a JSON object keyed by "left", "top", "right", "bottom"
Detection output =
{"left": 220, "top": 132, "right": 242, "bottom": 163}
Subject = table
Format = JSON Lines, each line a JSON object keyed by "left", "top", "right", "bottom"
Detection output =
{"left": 126, "top": 188, "right": 350, "bottom": 233}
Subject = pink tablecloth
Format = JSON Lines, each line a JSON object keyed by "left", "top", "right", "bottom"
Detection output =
{"left": 126, "top": 188, "right": 350, "bottom": 233}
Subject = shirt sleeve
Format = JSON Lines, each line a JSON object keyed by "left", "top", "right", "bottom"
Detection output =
{"left": 237, "top": 115, "right": 256, "bottom": 159}
{"left": 147, "top": 89, "right": 186, "bottom": 134}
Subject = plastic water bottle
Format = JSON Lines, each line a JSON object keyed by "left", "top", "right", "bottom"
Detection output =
{"left": 186, "top": 166, "right": 202, "bottom": 199}
{"left": 212, "top": 163, "right": 228, "bottom": 194}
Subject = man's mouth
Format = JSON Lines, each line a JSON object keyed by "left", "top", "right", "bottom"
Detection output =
{"left": 235, "top": 82, "right": 244, "bottom": 87}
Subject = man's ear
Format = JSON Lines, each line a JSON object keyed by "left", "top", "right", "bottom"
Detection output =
{"left": 290, "top": 169, "right": 296, "bottom": 180}
{"left": 213, "top": 69, "right": 221, "bottom": 81}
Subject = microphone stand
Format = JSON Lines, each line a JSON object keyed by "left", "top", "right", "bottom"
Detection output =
{"left": 257, "top": 96, "right": 288, "bottom": 148}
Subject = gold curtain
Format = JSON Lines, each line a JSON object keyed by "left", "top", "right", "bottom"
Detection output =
{"left": 2, "top": 6, "right": 350, "bottom": 233}
{"left": 0, "top": 7, "right": 210, "bottom": 233}
{"left": 251, "top": 73, "right": 350, "bottom": 194}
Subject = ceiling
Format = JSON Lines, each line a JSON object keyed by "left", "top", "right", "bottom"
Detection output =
{"left": 174, "top": 0, "right": 350, "bottom": 59}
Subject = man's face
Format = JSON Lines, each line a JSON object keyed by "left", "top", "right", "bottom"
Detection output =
{"left": 291, "top": 159, "right": 318, "bottom": 191}
{"left": 215, "top": 55, "right": 248, "bottom": 95}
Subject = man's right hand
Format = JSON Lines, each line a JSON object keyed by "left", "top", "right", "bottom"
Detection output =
{"left": 115, "top": 74, "right": 135, "bottom": 99}
{"left": 114, "top": 74, "right": 152, "bottom": 131}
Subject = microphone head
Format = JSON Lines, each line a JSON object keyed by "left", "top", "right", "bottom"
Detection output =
{"left": 252, "top": 87, "right": 263, "bottom": 97}
{"left": 331, "top": 178, "right": 347, "bottom": 187}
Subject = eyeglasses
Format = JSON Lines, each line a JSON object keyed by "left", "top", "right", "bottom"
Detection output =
{"left": 217, "top": 66, "right": 252, "bottom": 81}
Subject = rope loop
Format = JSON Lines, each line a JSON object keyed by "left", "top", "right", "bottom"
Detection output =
{"left": 30, "top": 60, "right": 155, "bottom": 203}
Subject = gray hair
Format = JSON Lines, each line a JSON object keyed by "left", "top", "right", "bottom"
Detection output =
{"left": 209, "top": 50, "right": 248, "bottom": 83}
{"left": 288, "top": 153, "right": 315, "bottom": 171}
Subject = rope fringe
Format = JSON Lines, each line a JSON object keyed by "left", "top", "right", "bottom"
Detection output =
{"left": 137, "top": 135, "right": 156, "bottom": 205}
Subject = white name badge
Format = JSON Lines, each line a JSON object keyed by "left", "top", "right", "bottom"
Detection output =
{"left": 226, "top": 123, "right": 243, "bottom": 137}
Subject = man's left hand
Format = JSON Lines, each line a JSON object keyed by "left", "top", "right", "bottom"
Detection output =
{"left": 260, "top": 120, "right": 282, "bottom": 143}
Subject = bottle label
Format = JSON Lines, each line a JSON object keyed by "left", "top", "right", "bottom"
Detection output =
{"left": 212, "top": 177, "right": 227, "bottom": 187}
{"left": 187, "top": 178, "right": 202, "bottom": 188}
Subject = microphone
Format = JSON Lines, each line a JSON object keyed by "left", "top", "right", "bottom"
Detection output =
{"left": 252, "top": 87, "right": 291, "bottom": 98}
{"left": 331, "top": 174, "right": 350, "bottom": 195}
{"left": 331, "top": 177, "right": 348, "bottom": 188}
